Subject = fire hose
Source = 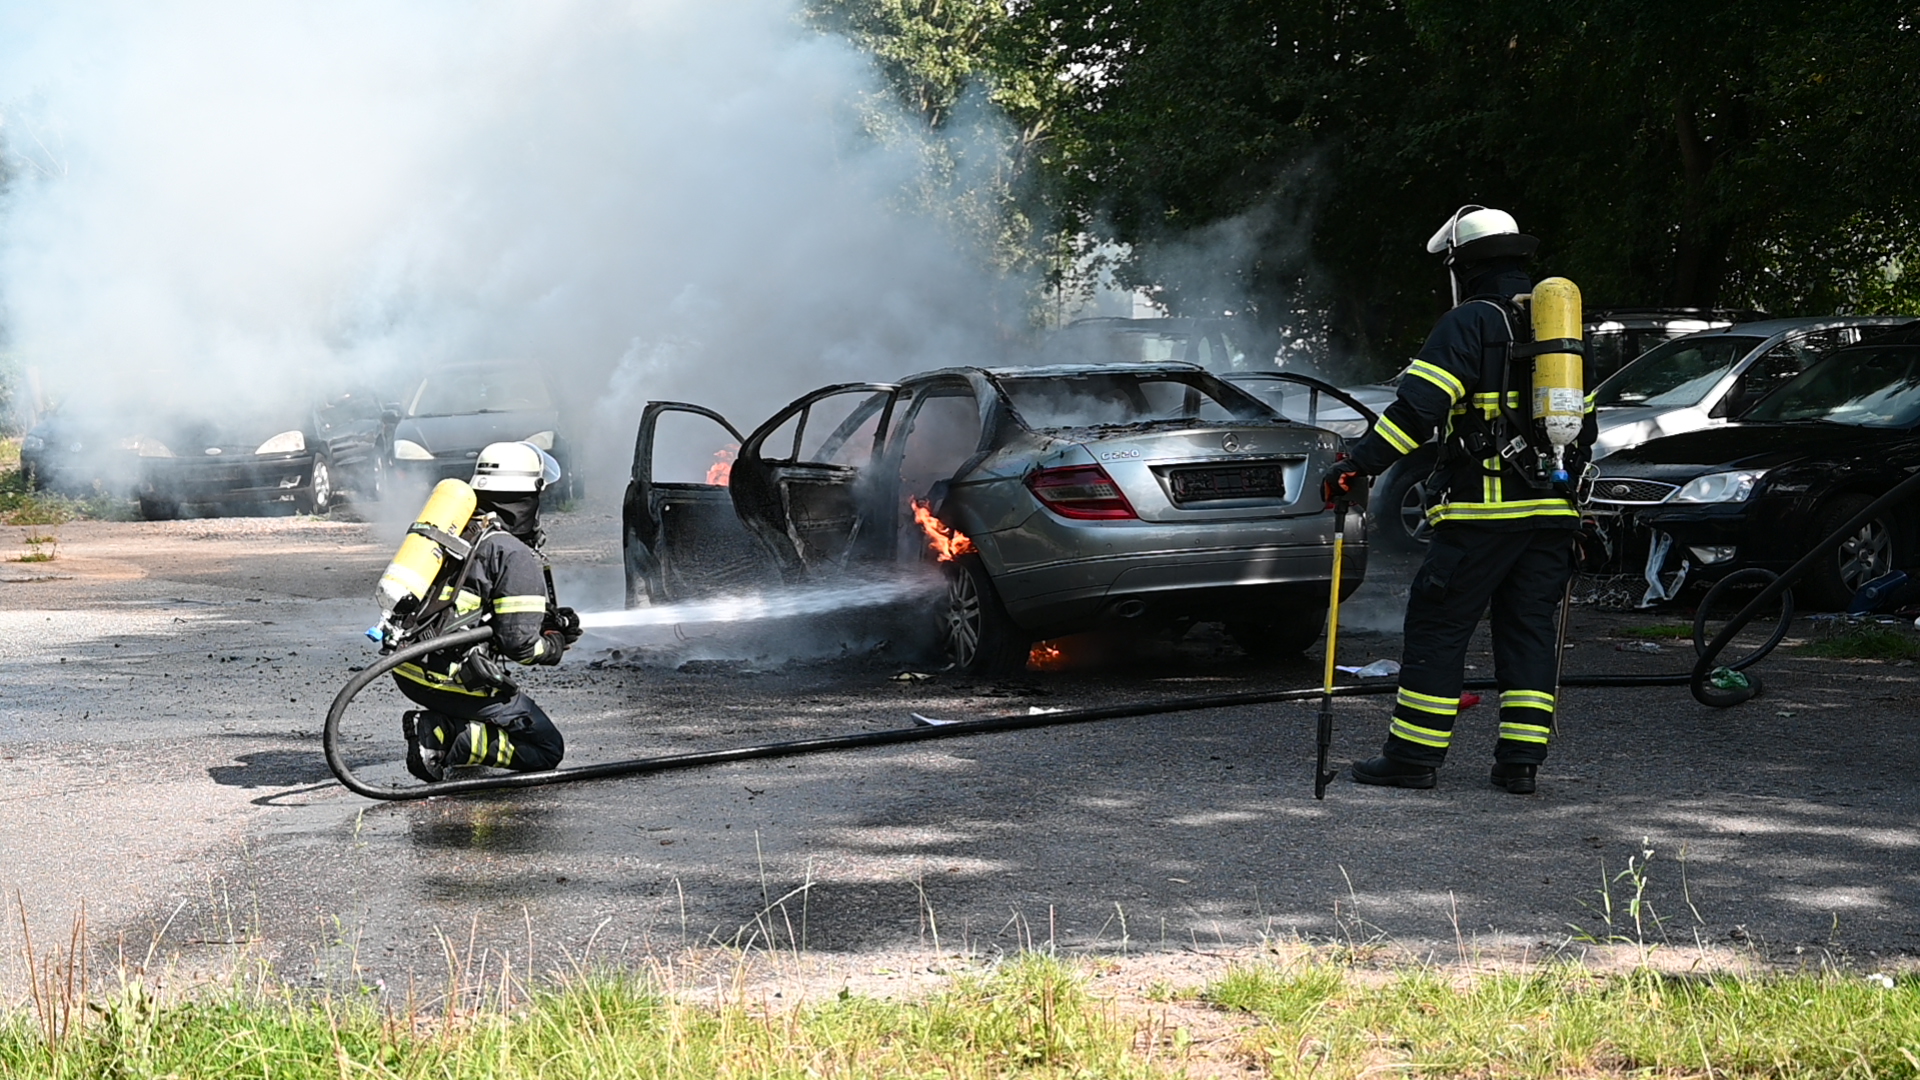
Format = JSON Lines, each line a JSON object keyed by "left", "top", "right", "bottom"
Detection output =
{"left": 323, "top": 468, "right": 1920, "bottom": 800}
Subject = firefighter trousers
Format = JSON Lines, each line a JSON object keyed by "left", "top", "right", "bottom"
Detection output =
{"left": 1380, "top": 524, "right": 1573, "bottom": 768}
{"left": 396, "top": 678, "right": 566, "bottom": 772}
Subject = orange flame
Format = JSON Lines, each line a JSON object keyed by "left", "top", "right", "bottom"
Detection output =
{"left": 910, "top": 496, "right": 976, "bottom": 562}
{"left": 1028, "top": 641, "right": 1066, "bottom": 670}
{"left": 705, "top": 443, "right": 738, "bottom": 486}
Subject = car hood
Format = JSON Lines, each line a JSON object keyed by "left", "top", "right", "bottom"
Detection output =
{"left": 395, "top": 409, "right": 558, "bottom": 455}
{"left": 1597, "top": 422, "right": 1869, "bottom": 479}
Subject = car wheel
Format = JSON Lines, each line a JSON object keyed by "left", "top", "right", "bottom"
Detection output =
{"left": 299, "top": 455, "right": 335, "bottom": 516}
{"left": 1803, "top": 494, "right": 1895, "bottom": 610}
{"left": 941, "top": 556, "right": 1030, "bottom": 676}
{"left": 1371, "top": 449, "right": 1437, "bottom": 554}
{"left": 364, "top": 450, "right": 388, "bottom": 503}
{"left": 1228, "top": 612, "right": 1327, "bottom": 662}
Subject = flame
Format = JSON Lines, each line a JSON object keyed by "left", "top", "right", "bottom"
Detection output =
{"left": 1028, "top": 641, "right": 1066, "bottom": 670}
{"left": 910, "top": 496, "right": 976, "bottom": 562}
{"left": 705, "top": 443, "right": 738, "bottom": 486}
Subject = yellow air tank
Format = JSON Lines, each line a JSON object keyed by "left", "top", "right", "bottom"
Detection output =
{"left": 376, "top": 478, "right": 478, "bottom": 615}
{"left": 1529, "top": 276, "right": 1584, "bottom": 482}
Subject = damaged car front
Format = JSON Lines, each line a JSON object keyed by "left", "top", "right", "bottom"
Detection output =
{"left": 1583, "top": 326, "right": 1920, "bottom": 610}
{"left": 624, "top": 362, "right": 1364, "bottom": 673}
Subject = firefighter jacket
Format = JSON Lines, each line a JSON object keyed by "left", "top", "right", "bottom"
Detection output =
{"left": 394, "top": 528, "right": 565, "bottom": 699}
{"left": 1349, "top": 267, "right": 1597, "bottom": 530}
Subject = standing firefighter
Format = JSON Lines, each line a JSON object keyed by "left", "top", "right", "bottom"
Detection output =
{"left": 390, "top": 441, "right": 582, "bottom": 782}
{"left": 1321, "top": 206, "right": 1595, "bottom": 795}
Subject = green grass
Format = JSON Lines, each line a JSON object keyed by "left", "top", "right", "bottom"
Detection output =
{"left": 2, "top": 955, "right": 1917, "bottom": 1079}
{"left": 1211, "top": 962, "right": 1920, "bottom": 1079}
{"left": 1614, "top": 623, "right": 1696, "bottom": 640}
{"left": 1798, "top": 624, "right": 1920, "bottom": 660}
{"left": 0, "top": 437, "right": 136, "bottom": 524}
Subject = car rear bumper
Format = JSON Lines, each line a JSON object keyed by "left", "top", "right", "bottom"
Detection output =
{"left": 141, "top": 454, "right": 314, "bottom": 504}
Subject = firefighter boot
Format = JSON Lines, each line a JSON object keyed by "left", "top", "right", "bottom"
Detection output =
{"left": 402, "top": 710, "right": 449, "bottom": 783}
{"left": 1351, "top": 755, "right": 1437, "bottom": 789}
{"left": 1490, "top": 763, "right": 1537, "bottom": 795}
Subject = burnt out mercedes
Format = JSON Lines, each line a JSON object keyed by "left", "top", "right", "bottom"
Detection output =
{"left": 622, "top": 363, "right": 1366, "bottom": 674}
{"left": 1582, "top": 324, "right": 1920, "bottom": 610}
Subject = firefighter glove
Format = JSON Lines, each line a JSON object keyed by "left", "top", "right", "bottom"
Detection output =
{"left": 537, "top": 630, "right": 567, "bottom": 665}
{"left": 457, "top": 644, "right": 518, "bottom": 692}
{"left": 1321, "top": 460, "right": 1366, "bottom": 505}
{"left": 550, "top": 605, "right": 583, "bottom": 646}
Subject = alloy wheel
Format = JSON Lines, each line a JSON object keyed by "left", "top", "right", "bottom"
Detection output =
{"left": 310, "top": 458, "right": 333, "bottom": 514}
{"left": 1399, "top": 477, "right": 1433, "bottom": 545}
{"left": 944, "top": 568, "right": 982, "bottom": 669}
{"left": 1836, "top": 518, "right": 1892, "bottom": 593}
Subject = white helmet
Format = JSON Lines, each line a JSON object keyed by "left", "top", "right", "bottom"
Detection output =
{"left": 1426, "top": 204, "right": 1539, "bottom": 304}
{"left": 472, "top": 440, "right": 562, "bottom": 493}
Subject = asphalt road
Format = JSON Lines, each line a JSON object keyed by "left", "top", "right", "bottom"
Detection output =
{"left": 2, "top": 508, "right": 1916, "bottom": 999}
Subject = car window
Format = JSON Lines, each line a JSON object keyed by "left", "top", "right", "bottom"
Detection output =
{"left": 895, "top": 386, "right": 982, "bottom": 496}
{"left": 997, "top": 371, "right": 1265, "bottom": 429}
{"left": 1593, "top": 335, "right": 1765, "bottom": 408}
{"left": 409, "top": 369, "right": 554, "bottom": 416}
{"left": 1743, "top": 346, "right": 1920, "bottom": 428}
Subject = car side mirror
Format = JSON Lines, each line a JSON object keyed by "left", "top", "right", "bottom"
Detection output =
{"left": 381, "top": 408, "right": 402, "bottom": 424}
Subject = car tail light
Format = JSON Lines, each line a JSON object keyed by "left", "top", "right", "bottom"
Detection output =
{"left": 1026, "top": 464, "right": 1137, "bottom": 520}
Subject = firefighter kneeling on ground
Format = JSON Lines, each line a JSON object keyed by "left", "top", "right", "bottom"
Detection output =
{"left": 1321, "top": 205, "right": 1595, "bottom": 796}
{"left": 397, "top": 441, "right": 582, "bottom": 782}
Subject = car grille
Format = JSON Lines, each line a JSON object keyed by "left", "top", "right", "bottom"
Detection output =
{"left": 1590, "top": 478, "right": 1678, "bottom": 505}
{"left": 1163, "top": 461, "right": 1287, "bottom": 504}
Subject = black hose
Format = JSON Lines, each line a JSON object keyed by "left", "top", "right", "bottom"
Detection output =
{"left": 1688, "top": 466, "right": 1920, "bottom": 707}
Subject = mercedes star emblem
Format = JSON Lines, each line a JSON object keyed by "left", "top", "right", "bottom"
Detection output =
{"left": 1221, "top": 433, "right": 1241, "bottom": 453}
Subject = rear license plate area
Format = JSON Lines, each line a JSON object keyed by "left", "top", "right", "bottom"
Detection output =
{"left": 1165, "top": 462, "right": 1286, "bottom": 504}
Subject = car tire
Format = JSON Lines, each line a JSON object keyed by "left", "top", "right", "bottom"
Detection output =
{"left": 364, "top": 450, "right": 388, "bottom": 503}
{"left": 1802, "top": 494, "right": 1896, "bottom": 610}
{"left": 1370, "top": 448, "right": 1438, "bottom": 554}
{"left": 941, "top": 556, "right": 1030, "bottom": 677}
{"left": 1228, "top": 612, "right": 1327, "bottom": 662}
{"left": 299, "top": 455, "right": 335, "bottom": 516}
{"left": 138, "top": 495, "right": 179, "bottom": 521}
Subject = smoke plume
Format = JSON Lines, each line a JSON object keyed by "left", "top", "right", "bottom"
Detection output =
{"left": 0, "top": 0, "right": 1018, "bottom": 485}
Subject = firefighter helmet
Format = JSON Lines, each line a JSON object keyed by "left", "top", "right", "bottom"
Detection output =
{"left": 1425, "top": 205, "right": 1538, "bottom": 265}
{"left": 472, "top": 441, "right": 562, "bottom": 493}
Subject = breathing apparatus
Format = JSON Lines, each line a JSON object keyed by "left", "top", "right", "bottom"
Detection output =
{"left": 1427, "top": 205, "right": 1586, "bottom": 493}
{"left": 370, "top": 478, "right": 480, "bottom": 649}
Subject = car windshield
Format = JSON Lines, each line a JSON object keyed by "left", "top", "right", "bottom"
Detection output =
{"left": 409, "top": 369, "right": 553, "bottom": 416}
{"left": 997, "top": 371, "right": 1267, "bottom": 430}
{"left": 1741, "top": 346, "right": 1920, "bottom": 428}
{"left": 1592, "top": 335, "right": 1764, "bottom": 408}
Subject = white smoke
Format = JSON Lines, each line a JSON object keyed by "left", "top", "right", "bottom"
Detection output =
{"left": 0, "top": 0, "right": 1019, "bottom": 485}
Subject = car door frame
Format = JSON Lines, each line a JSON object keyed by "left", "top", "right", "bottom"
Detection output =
{"left": 623, "top": 400, "right": 750, "bottom": 606}
{"left": 732, "top": 382, "right": 902, "bottom": 579}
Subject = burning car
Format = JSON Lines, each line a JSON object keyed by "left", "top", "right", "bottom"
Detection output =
{"left": 623, "top": 363, "right": 1365, "bottom": 673}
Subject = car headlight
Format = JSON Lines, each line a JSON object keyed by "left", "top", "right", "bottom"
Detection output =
{"left": 124, "top": 437, "right": 173, "bottom": 458}
{"left": 1672, "top": 469, "right": 1767, "bottom": 503}
{"left": 255, "top": 430, "right": 306, "bottom": 455}
{"left": 523, "top": 430, "right": 555, "bottom": 450}
{"left": 20, "top": 435, "right": 43, "bottom": 452}
{"left": 393, "top": 439, "right": 434, "bottom": 460}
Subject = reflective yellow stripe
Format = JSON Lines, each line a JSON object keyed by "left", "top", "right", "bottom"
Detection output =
{"left": 393, "top": 662, "right": 495, "bottom": 697}
{"left": 1375, "top": 417, "right": 1420, "bottom": 454}
{"left": 492, "top": 595, "right": 548, "bottom": 615}
{"left": 468, "top": 723, "right": 489, "bottom": 767}
{"left": 497, "top": 734, "right": 515, "bottom": 768}
{"left": 1584, "top": 392, "right": 1597, "bottom": 411}
{"left": 1396, "top": 687, "right": 1459, "bottom": 716}
{"left": 1499, "top": 722, "right": 1552, "bottom": 744}
{"left": 454, "top": 590, "right": 482, "bottom": 615}
{"left": 1428, "top": 499, "right": 1579, "bottom": 525}
{"left": 1390, "top": 718, "right": 1453, "bottom": 748}
{"left": 1405, "top": 360, "right": 1466, "bottom": 403}
{"left": 519, "top": 637, "right": 547, "bottom": 665}
{"left": 1469, "top": 391, "right": 1522, "bottom": 408}
{"left": 1501, "top": 689, "right": 1556, "bottom": 711}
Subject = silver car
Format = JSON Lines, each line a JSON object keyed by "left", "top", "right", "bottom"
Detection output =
{"left": 622, "top": 363, "right": 1364, "bottom": 674}
{"left": 1591, "top": 316, "right": 1917, "bottom": 459}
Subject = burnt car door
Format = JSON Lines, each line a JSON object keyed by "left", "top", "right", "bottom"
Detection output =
{"left": 623, "top": 401, "right": 775, "bottom": 606}
{"left": 732, "top": 383, "right": 902, "bottom": 579}
{"left": 312, "top": 389, "right": 385, "bottom": 494}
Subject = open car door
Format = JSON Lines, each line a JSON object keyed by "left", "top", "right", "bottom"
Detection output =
{"left": 732, "top": 383, "right": 902, "bottom": 579}
{"left": 622, "top": 401, "right": 777, "bottom": 607}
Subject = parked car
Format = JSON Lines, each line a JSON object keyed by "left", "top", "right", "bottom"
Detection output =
{"left": 1583, "top": 308, "right": 1768, "bottom": 384}
{"left": 134, "top": 388, "right": 396, "bottom": 519}
{"left": 622, "top": 363, "right": 1365, "bottom": 673}
{"left": 389, "top": 363, "right": 574, "bottom": 500}
{"left": 18, "top": 409, "right": 141, "bottom": 495}
{"left": 1364, "top": 313, "right": 1895, "bottom": 553}
{"left": 1591, "top": 317, "right": 1915, "bottom": 459}
{"left": 1582, "top": 323, "right": 1920, "bottom": 609}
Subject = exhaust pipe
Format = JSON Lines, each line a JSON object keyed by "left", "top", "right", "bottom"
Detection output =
{"left": 1110, "top": 598, "right": 1147, "bottom": 619}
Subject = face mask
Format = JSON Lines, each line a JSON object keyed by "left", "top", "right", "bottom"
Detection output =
{"left": 476, "top": 492, "right": 543, "bottom": 547}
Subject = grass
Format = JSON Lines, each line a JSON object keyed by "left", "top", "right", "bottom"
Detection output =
{"left": 0, "top": 437, "right": 136, "bottom": 525}
{"left": 1, "top": 952, "right": 1917, "bottom": 1079}
{"left": 1798, "top": 623, "right": 1920, "bottom": 660}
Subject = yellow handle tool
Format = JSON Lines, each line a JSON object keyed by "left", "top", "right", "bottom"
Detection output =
{"left": 1315, "top": 502, "right": 1348, "bottom": 799}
